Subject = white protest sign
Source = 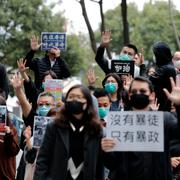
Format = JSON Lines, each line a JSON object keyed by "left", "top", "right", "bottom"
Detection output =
{"left": 106, "top": 111, "right": 164, "bottom": 152}
{"left": 33, "top": 116, "right": 54, "bottom": 148}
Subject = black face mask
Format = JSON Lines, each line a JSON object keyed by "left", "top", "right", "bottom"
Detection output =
{"left": 130, "top": 94, "right": 150, "bottom": 109}
{"left": 65, "top": 100, "right": 85, "bottom": 114}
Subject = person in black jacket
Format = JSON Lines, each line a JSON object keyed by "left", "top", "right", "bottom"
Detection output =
{"left": 34, "top": 84, "right": 104, "bottom": 180}
{"left": 149, "top": 41, "right": 176, "bottom": 111}
{"left": 24, "top": 35, "right": 70, "bottom": 90}
{"left": 95, "top": 30, "right": 146, "bottom": 77}
{"left": 101, "top": 76, "right": 180, "bottom": 180}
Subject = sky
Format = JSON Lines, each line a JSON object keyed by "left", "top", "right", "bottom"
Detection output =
{"left": 50, "top": 0, "right": 180, "bottom": 33}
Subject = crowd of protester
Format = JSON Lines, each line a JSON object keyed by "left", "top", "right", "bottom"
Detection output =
{"left": 1, "top": 31, "right": 180, "bottom": 180}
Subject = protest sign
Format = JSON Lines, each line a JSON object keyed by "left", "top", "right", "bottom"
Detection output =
{"left": 106, "top": 111, "right": 164, "bottom": 152}
{"left": 33, "top": 116, "right": 54, "bottom": 148}
{"left": 111, "top": 60, "right": 134, "bottom": 77}
{"left": 41, "top": 32, "right": 66, "bottom": 51}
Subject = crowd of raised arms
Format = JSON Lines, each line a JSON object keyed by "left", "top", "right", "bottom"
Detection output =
{"left": 1, "top": 30, "right": 180, "bottom": 180}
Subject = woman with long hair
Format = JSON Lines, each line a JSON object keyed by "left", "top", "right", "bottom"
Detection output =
{"left": 34, "top": 84, "right": 104, "bottom": 180}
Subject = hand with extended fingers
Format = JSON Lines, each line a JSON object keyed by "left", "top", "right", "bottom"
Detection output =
{"left": 101, "top": 30, "right": 112, "bottom": 47}
{"left": 149, "top": 98, "right": 160, "bottom": 111}
{"left": 87, "top": 67, "right": 99, "bottom": 86}
{"left": 17, "top": 58, "right": 29, "bottom": 73}
{"left": 163, "top": 76, "right": 180, "bottom": 105}
{"left": 30, "top": 35, "right": 41, "bottom": 51}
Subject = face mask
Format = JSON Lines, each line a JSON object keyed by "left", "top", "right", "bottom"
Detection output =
{"left": 65, "top": 101, "right": 85, "bottom": 115}
{"left": 98, "top": 107, "right": 110, "bottom": 119}
{"left": 104, "top": 83, "right": 117, "bottom": 94}
{"left": 174, "top": 60, "right": 180, "bottom": 69}
{"left": 129, "top": 94, "right": 150, "bottom": 109}
{"left": 41, "top": 82, "right": 45, "bottom": 90}
{"left": 117, "top": 53, "right": 132, "bottom": 61}
{"left": 36, "top": 105, "right": 51, "bottom": 116}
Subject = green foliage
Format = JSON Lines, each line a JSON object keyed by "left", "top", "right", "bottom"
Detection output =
{"left": 96, "top": 1, "right": 180, "bottom": 61}
{"left": 0, "top": 0, "right": 89, "bottom": 77}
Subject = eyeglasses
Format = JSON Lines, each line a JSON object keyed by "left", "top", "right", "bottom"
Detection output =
{"left": 38, "top": 102, "right": 55, "bottom": 107}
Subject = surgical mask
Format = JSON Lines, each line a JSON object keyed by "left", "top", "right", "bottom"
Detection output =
{"left": 104, "top": 83, "right": 117, "bottom": 94}
{"left": 117, "top": 53, "right": 132, "bottom": 61}
{"left": 129, "top": 94, "right": 150, "bottom": 109}
{"left": 36, "top": 105, "right": 51, "bottom": 116}
{"left": 98, "top": 107, "right": 110, "bottom": 119}
{"left": 41, "top": 82, "right": 45, "bottom": 90}
{"left": 174, "top": 60, "right": 180, "bottom": 69}
{"left": 65, "top": 100, "right": 85, "bottom": 115}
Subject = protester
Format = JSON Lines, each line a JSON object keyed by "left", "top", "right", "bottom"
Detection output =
{"left": 149, "top": 41, "right": 176, "bottom": 111}
{"left": 34, "top": 84, "right": 104, "bottom": 180}
{"left": 93, "top": 88, "right": 111, "bottom": 126}
{"left": 24, "top": 35, "right": 70, "bottom": 90}
{"left": 0, "top": 96, "right": 20, "bottom": 180}
{"left": 95, "top": 30, "right": 146, "bottom": 77}
{"left": 17, "top": 58, "right": 58, "bottom": 110}
{"left": 10, "top": 74, "right": 56, "bottom": 180}
{"left": 101, "top": 76, "right": 180, "bottom": 180}
{"left": 102, "top": 73, "right": 129, "bottom": 111}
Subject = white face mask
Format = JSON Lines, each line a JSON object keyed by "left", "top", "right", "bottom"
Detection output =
{"left": 174, "top": 60, "right": 180, "bottom": 69}
{"left": 134, "top": 65, "right": 140, "bottom": 77}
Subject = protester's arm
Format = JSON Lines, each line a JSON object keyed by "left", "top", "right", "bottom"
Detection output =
{"left": 4, "top": 126, "right": 20, "bottom": 156}
{"left": 10, "top": 74, "right": 31, "bottom": 118}
{"left": 95, "top": 30, "right": 112, "bottom": 74}
{"left": 24, "top": 35, "right": 41, "bottom": 70}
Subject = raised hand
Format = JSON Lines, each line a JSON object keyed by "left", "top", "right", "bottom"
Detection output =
{"left": 101, "top": 30, "right": 112, "bottom": 47}
{"left": 87, "top": 67, "right": 99, "bottom": 86}
{"left": 163, "top": 76, "right": 180, "bottom": 105}
{"left": 30, "top": 35, "right": 41, "bottom": 51}
{"left": 149, "top": 98, "right": 160, "bottom": 111}
{"left": 10, "top": 73, "right": 24, "bottom": 90}
{"left": 17, "top": 58, "right": 29, "bottom": 73}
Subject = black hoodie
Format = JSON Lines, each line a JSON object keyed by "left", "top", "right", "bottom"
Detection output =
{"left": 150, "top": 41, "right": 176, "bottom": 111}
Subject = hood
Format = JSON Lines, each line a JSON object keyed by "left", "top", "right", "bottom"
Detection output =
{"left": 153, "top": 41, "right": 172, "bottom": 66}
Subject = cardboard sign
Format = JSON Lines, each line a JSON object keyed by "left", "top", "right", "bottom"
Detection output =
{"left": 0, "top": 106, "right": 7, "bottom": 135}
{"left": 106, "top": 111, "right": 164, "bottom": 152}
{"left": 111, "top": 60, "right": 134, "bottom": 76}
{"left": 33, "top": 116, "right": 54, "bottom": 148}
{"left": 41, "top": 32, "right": 66, "bottom": 51}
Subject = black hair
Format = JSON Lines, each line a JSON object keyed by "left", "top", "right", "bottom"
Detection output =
{"left": 93, "top": 88, "right": 110, "bottom": 100}
{"left": 129, "top": 76, "right": 154, "bottom": 93}
{"left": 42, "top": 70, "right": 58, "bottom": 81}
{"left": 125, "top": 44, "right": 138, "bottom": 54}
{"left": 102, "top": 73, "right": 123, "bottom": 101}
{"left": 37, "top": 91, "right": 55, "bottom": 102}
{"left": 55, "top": 84, "right": 102, "bottom": 135}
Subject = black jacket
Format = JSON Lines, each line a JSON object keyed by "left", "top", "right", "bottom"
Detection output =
{"left": 33, "top": 122, "right": 104, "bottom": 180}
{"left": 25, "top": 50, "right": 71, "bottom": 90}
{"left": 103, "top": 107, "right": 180, "bottom": 180}
{"left": 149, "top": 42, "right": 176, "bottom": 111}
